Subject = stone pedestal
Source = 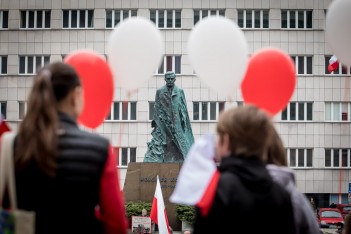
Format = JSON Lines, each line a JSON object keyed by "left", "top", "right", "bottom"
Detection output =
{"left": 123, "top": 162, "right": 182, "bottom": 231}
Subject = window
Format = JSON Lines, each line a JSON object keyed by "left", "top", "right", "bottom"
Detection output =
{"left": 324, "top": 55, "right": 351, "bottom": 75}
{"left": 281, "top": 10, "right": 312, "bottom": 29}
{"left": 113, "top": 147, "right": 136, "bottom": 167}
{"left": 20, "top": 10, "right": 51, "bottom": 29}
{"left": 325, "top": 149, "right": 351, "bottom": 168}
{"left": 62, "top": 10, "right": 94, "bottom": 28}
{"left": 193, "top": 102, "right": 225, "bottom": 121}
{"left": 194, "top": 9, "right": 225, "bottom": 25}
{"left": 281, "top": 102, "right": 313, "bottom": 121}
{"left": 325, "top": 102, "right": 351, "bottom": 121}
{"left": 291, "top": 56, "right": 313, "bottom": 74}
{"left": 149, "top": 101, "right": 155, "bottom": 120}
{"left": 106, "top": 102, "right": 137, "bottom": 121}
{"left": 106, "top": 9, "right": 137, "bottom": 28}
{"left": 0, "top": 102, "right": 6, "bottom": 119}
{"left": 18, "top": 101, "right": 27, "bottom": 120}
{"left": 287, "top": 148, "right": 313, "bottom": 167}
{"left": 150, "top": 9, "right": 181, "bottom": 29}
{"left": 0, "top": 11, "right": 8, "bottom": 29}
{"left": 238, "top": 10, "right": 269, "bottom": 29}
{"left": 0, "top": 56, "right": 7, "bottom": 74}
{"left": 19, "top": 55, "right": 50, "bottom": 75}
{"left": 156, "top": 55, "right": 181, "bottom": 74}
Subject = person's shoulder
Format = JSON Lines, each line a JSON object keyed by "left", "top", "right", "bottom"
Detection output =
{"left": 65, "top": 127, "right": 110, "bottom": 148}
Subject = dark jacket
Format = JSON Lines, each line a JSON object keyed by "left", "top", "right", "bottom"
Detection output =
{"left": 14, "top": 112, "right": 109, "bottom": 234}
{"left": 194, "top": 156, "right": 296, "bottom": 234}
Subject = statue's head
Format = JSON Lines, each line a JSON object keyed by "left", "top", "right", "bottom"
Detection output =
{"left": 165, "top": 71, "right": 176, "bottom": 88}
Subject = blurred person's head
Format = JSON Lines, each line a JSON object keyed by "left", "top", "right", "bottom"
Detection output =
{"left": 216, "top": 105, "right": 274, "bottom": 161}
{"left": 266, "top": 127, "right": 287, "bottom": 166}
{"left": 15, "top": 62, "right": 81, "bottom": 176}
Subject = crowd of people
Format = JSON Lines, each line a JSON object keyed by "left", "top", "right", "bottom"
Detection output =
{"left": 0, "top": 62, "right": 349, "bottom": 234}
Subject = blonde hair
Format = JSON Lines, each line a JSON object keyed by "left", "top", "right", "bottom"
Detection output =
{"left": 216, "top": 105, "right": 274, "bottom": 160}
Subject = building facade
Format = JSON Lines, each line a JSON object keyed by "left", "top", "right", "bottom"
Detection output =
{"left": 0, "top": 0, "right": 350, "bottom": 208}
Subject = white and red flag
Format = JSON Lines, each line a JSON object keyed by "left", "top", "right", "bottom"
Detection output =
{"left": 328, "top": 55, "right": 339, "bottom": 73}
{"left": 0, "top": 114, "right": 10, "bottom": 137}
{"left": 170, "top": 134, "right": 220, "bottom": 217}
{"left": 150, "top": 175, "right": 171, "bottom": 234}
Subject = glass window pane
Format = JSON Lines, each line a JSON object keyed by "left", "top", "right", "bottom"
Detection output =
{"left": 210, "top": 10, "right": 216, "bottom": 16}
{"left": 19, "top": 57, "right": 25, "bottom": 74}
{"left": 281, "top": 108, "right": 287, "bottom": 120}
{"left": 333, "top": 103, "right": 341, "bottom": 121}
{"left": 87, "top": 10, "right": 93, "bottom": 27}
{"left": 298, "top": 56, "right": 304, "bottom": 74}
{"left": 342, "top": 103, "right": 348, "bottom": 121}
{"left": 325, "top": 103, "right": 331, "bottom": 120}
{"left": 45, "top": 11, "right": 51, "bottom": 28}
{"left": 131, "top": 10, "right": 137, "bottom": 17}
{"left": 1, "top": 57, "right": 7, "bottom": 74}
{"left": 219, "top": 102, "right": 225, "bottom": 113}
{"left": 28, "top": 11, "right": 34, "bottom": 28}
{"left": 307, "top": 149, "right": 312, "bottom": 167}
{"left": 130, "top": 148, "right": 136, "bottom": 163}
{"left": 159, "top": 10, "right": 164, "bottom": 28}
{"left": 246, "top": 11, "right": 252, "bottom": 28}
{"left": 306, "top": 11, "right": 312, "bottom": 28}
{"left": 115, "top": 10, "right": 121, "bottom": 26}
{"left": 342, "top": 149, "right": 348, "bottom": 167}
{"left": 290, "top": 103, "right": 296, "bottom": 120}
{"left": 298, "top": 103, "right": 304, "bottom": 120}
{"left": 219, "top": 10, "right": 225, "bottom": 16}
{"left": 36, "top": 56, "right": 42, "bottom": 72}
{"left": 158, "top": 58, "right": 164, "bottom": 74}
{"left": 130, "top": 102, "right": 136, "bottom": 120}
{"left": 123, "top": 10, "right": 128, "bottom": 20}
{"left": 298, "top": 149, "right": 304, "bottom": 167}
{"left": 166, "top": 56, "right": 172, "bottom": 72}
{"left": 202, "top": 10, "right": 208, "bottom": 19}
{"left": 202, "top": 103, "right": 208, "bottom": 120}
{"left": 210, "top": 102, "right": 216, "bottom": 120}
{"left": 325, "top": 56, "right": 330, "bottom": 74}
{"left": 19, "top": 102, "right": 25, "bottom": 120}
{"left": 307, "top": 57, "right": 312, "bottom": 74}
{"left": 281, "top": 11, "right": 287, "bottom": 28}
{"left": 113, "top": 102, "right": 120, "bottom": 120}
{"left": 121, "top": 148, "right": 128, "bottom": 166}
{"left": 79, "top": 10, "right": 86, "bottom": 28}
{"left": 1, "top": 103, "right": 6, "bottom": 119}
{"left": 44, "top": 56, "right": 49, "bottom": 65}
{"left": 122, "top": 102, "right": 128, "bottom": 120}
{"left": 193, "top": 102, "right": 199, "bottom": 120}
{"left": 254, "top": 10, "right": 260, "bottom": 28}
{"left": 175, "top": 56, "right": 181, "bottom": 74}
{"left": 106, "top": 110, "right": 111, "bottom": 120}
{"left": 175, "top": 10, "right": 181, "bottom": 28}
{"left": 167, "top": 10, "right": 173, "bottom": 28}
{"left": 307, "top": 103, "right": 313, "bottom": 120}
{"left": 3, "top": 11, "right": 8, "bottom": 28}
{"left": 63, "top": 11, "right": 69, "bottom": 28}
{"left": 290, "top": 11, "right": 296, "bottom": 28}
{"left": 71, "top": 10, "right": 77, "bottom": 28}
{"left": 290, "top": 149, "right": 296, "bottom": 167}
{"left": 325, "top": 149, "right": 331, "bottom": 167}
{"left": 298, "top": 11, "right": 304, "bottom": 28}
{"left": 150, "top": 10, "right": 156, "bottom": 25}
{"left": 194, "top": 10, "right": 199, "bottom": 25}
{"left": 238, "top": 10, "right": 244, "bottom": 28}
{"left": 28, "top": 56, "right": 33, "bottom": 74}
{"left": 37, "top": 11, "right": 43, "bottom": 28}
{"left": 334, "top": 149, "right": 340, "bottom": 167}
{"left": 263, "top": 10, "right": 269, "bottom": 28}
{"left": 149, "top": 102, "right": 154, "bottom": 120}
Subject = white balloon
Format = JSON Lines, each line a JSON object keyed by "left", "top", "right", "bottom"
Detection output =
{"left": 188, "top": 16, "right": 249, "bottom": 96}
{"left": 326, "top": 0, "right": 351, "bottom": 66}
{"left": 108, "top": 17, "right": 164, "bottom": 91}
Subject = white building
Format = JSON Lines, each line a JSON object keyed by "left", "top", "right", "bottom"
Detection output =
{"left": 0, "top": 0, "right": 350, "bottom": 208}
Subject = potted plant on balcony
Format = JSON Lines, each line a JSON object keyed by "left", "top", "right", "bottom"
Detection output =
{"left": 175, "top": 204, "right": 195, "bottom": 232}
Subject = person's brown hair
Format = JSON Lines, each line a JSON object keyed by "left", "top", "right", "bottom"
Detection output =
{"left": 15, "top": 62, "right": 80, "bottom": 176}
{"left": 266, "top": 128, "right": 287, "bottom": 166}
{"left": 216, "top": 105, "right": 274, "bottom": 160}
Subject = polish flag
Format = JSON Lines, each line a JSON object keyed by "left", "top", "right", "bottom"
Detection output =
{"left": 328, "top": 55, "right": 339, "bottom": 73}
{"left": 0, "top": 115, "right": 10, "bottom": 137}
{"left": 170, "top": 134, "right": 220, "bottom": 217}
{"left": 150, "top": 176, "right": 171, "bottom": 234}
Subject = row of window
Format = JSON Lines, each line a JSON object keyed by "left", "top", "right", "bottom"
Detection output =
{"left": 106, "top": 146, "right": 351, "bottom": 169}
{"left": 3, "top": 101, "right": 351, "bottom": 123}
{"left": 0, "top": 55, "right": 350, "bottom": 76}
{"left": 0, "top": 9, "right": 314, "bottom": 30}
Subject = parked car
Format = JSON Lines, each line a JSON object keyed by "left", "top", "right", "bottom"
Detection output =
{"left": 336, "top": 204, "right": 351, "bottom": 218}
{"left": 317, "top": 208, "right": 344, "bottom": 228}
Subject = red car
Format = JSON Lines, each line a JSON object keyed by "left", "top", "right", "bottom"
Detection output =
{"left": 317, "top": 208, "right": 344, "bottom": 228}
{"left": 337, "top": 204, "right": 351, "bottom": 218}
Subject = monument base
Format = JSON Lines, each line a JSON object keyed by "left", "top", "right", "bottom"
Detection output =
{"left": 123, "top": 162, "right": 182, "bottom": 231}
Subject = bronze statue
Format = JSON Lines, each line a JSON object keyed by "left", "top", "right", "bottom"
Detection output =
{"left": 144, "top": 71, "right": 194, "bottom": 163}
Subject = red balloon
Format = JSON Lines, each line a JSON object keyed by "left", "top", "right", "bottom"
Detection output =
{"left": 64, "top": 50, "right": 114, "bottom": 129}
{"left": 241, "top": 48, "right": 296, "bottom": 116}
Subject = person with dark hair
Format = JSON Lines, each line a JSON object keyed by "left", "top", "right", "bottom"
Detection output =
{"left": 6, "top": 62, "right": 127, "bottom": 234}
{"left": 193, "top": 105, "right": 296, "bottom": 234}
{"left": 266, "top": 128, "right": 320, "bottom": 234}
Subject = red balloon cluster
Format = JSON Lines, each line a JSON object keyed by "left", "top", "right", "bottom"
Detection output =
{"left": 241, "top": 48, "right": 296, "bottom": 116}
{"left": 64, "top": 50, "right": 114, "bottom": 129}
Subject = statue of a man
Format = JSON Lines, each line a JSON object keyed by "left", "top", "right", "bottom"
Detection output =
{"left": 144, "top": 71, "right": 194, "bottom": 163}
